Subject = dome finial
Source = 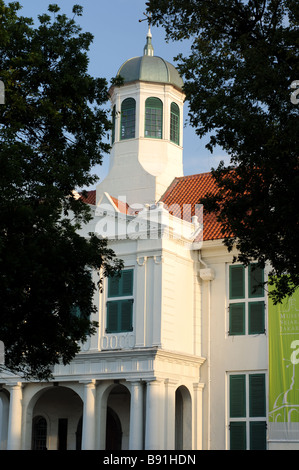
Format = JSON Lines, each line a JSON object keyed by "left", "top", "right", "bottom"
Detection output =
{"left": 144, "top": 24, "right": 154, "bottom": 56}
{"left": 139, "top": 7, "right": 154, "bottom": 56}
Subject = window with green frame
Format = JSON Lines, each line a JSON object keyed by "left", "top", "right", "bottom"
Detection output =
{"left": 106, "top": 269, "right": 134, "bottom": 333}
{"left": 111, "top": 104, "right": 116, "bottom": 144}
{"left": 120, "top": 98, "right": 136, "bottom": 140}
{"left": 170, "top": 102, "right": 180, "bottom": 145}
{"left": 145, "top": 97, "right": 163, "bottom": 139}
{"left": 228, "top": 264, "right": 265, "bottom": 335}
{"left": 229, "top": 373, "right": 266, "bottom": 450}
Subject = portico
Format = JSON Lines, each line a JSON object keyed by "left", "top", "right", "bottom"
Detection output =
{"left": 0, "top": 348, "right": 205, "bottom": 450}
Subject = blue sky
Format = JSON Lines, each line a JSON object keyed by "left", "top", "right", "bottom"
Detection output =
{"left": 18, "top": 0, "right": 229, "bottom": 186}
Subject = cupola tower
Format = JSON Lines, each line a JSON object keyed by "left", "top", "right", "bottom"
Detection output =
{"left": 96, "top": 28, "right": 185, "bottom": 206}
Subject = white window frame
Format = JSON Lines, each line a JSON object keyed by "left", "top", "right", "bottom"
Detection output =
{"left": 226, "top": 371, "right": 268, "bottom": 450}
{"left": 227, "top": 263, "right": 266, "bottom": 336}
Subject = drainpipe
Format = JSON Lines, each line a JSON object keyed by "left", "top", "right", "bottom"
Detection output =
{"left": 197, "top": 251, "right": 215, "bottom": 451}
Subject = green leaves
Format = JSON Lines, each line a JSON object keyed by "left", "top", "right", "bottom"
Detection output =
{"left": 0, "top": 2, "right": 122, "bottom": 379}
{"left": 72, "top": 4, "right": 83, "bottom": 17}
{"left": 0, "top": 1, "right": 112, "bottom": 202}
{"left": 149, "top": 0, "right": 299, "bottom": 303}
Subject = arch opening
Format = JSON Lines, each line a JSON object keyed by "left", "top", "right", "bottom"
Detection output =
{"left": 105, "top": 384, "right": 131, "bottom": 450}
{"left": 175, "top": 386, "right": 192, "bottom": 450}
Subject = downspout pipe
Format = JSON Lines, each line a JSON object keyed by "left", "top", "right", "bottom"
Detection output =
{"left": 195, "top": 249, "right": 215, "bottom": 450}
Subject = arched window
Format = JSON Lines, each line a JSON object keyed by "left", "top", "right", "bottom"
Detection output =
{"left": 111, "top": 105, "right": 116, "bottom": 144}
{"left": 170, "top": 102, "right": 180, "bottom": 145}
{"left": 120, "top": 98, "right": 136, "bottom": 140}
{"left": 145, "top": 97, "right": 163, "bottom": 139}
{"left": 32, "top": 416, "right": 47, "bottom": 450}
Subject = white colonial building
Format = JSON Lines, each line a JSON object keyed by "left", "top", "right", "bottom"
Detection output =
{"left": 0, "top": 29, "right": 297, "bottom": 451}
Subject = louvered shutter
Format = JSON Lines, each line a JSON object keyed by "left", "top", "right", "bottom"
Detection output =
{"left": 230, "top": 375, "right": 246, "bottom": 418}
{"left": 71, "top": 306, "right": 81, "bottom": 318}
{"left": 249, "top": 264, "right": 264, "bottom": 297}
{"left": 229, "top": 265, "right": 245, "bottom": 299}
{"left": 121, "top": 299, "right": 133, "bottom": 332}
{"left": 250, "top": 422, "right": 266, "bottom": 450}
{"left": 108, "top": 275, "right": 120, "bottom": 297}
{"left": 106, "top": 301, "right": 119, "bottom": 333}
{"left": 230, "top": 422, "right": 246, "bottom": 450}
{"left": 248, "top": 302, "right": 265, "bottom": 334}
{"left": 229, "top": 303, "right": 245, "bottom": 335}
{"left": 249, "top": 374, "right": 266, "bottom": 417}
{"left": 121, "top": 270, "right": 133, "bottom": 296}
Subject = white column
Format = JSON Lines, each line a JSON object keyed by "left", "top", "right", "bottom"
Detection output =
{"left": 81, "top": 380, "right": 96, "bottom": 450}
{"left": 129, "top": 380, "right": 144, "bottom": 450}
{"left": 135, "top": 256, "right": 147, "bottom": 348}
{"left": 193, "top": 383, "right": 205, "bottom": 450}
{"left": 145, "top": 379, "right": 163, "bottom": 450}
{"left": 164, "top": 379, "right": 177, "bottom": 449}
{"left": 152, "top": 257, "right": 162, "bottom": 347}
{"left": 7, "top": 382, "right": 22, "bottom": 450}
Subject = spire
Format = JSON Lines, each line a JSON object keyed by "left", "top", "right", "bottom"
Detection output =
{"left": 139, "top": 6, "right": 154, "bottom": 56}
{"left": 143, "top": 25, "right": 154, "bottom": 56}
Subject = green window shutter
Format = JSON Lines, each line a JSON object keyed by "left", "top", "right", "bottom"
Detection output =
{"left": 107, "top": 269, "right": 134, "bottom": 333}
{"left": 106, "top": 300, "right": 133, "bottom": 333}
{"left": 121, "top": 98, "right": 136, "bottom": 140}
{"left": 230, "top": 422, "right": 246, "bottom": 450}
{"left": 106, "top": 301, "right": 120, "bottom": 333}
{"left": 108, "top": 275, "right": 120, "bottom": 297}
{"left": 229, "top": 303, "right": 245, "bottom": 335}
{"left": 249, "top": 374, "right": 266, "bottom": 417}
{"left": 170, "top": 102, "right": 180, "bottom": 145}
{"left": 249, "top": 264, "right": 264, "bottom": 297}
{"left": 108, "top": 269, "right": 134, "bottom": 297}
{"left": 250, "top": 421, "right": 266, "bottom": 450}
{"left": 229, "top": 265, "right": 245, "bottom": 299}
{"left": 145, "top": 97, "right": 163, "bottom": 139}
{"left": 71, "top": 306, "right": 80, "bottom": 317}
{"left": 121, "top": 269, "right": 133, "bottom": 296}
{"left": 121, "top": 299, "right": 133, "bottom": 331}
{"left": 248, "top": 301, "right": 265, "bottom": 334}
{"left": 230, "top": 375, "right": 246, "bottom": 418}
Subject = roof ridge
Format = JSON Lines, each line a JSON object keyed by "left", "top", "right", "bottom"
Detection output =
{"left": 177, "top": 171, "right": 213, "bottom": 179}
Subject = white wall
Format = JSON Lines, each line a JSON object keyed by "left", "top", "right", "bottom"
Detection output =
{"left": 97, "top": 81, "right": 184, "bottom": 206}
{"left": 200, "top": 240, "right": 268, "bottom": 450}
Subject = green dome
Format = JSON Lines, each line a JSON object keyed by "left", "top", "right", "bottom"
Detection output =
{"left": 117, "top": 55, "right": 184, "bottom": 91}
{"left": 116, "top": 28, "right": 184, "bottom": 91}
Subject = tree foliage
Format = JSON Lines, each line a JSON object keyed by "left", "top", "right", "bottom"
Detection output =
{"left": 148, "top": 0, "right": 299, "bottom": 303}
{"left": 0, "top": 2, "right": 122, "bottom": 379}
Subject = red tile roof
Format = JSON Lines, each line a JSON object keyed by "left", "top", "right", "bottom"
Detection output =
{"left": 110, "top": 196, "right": 130, "bottom": 214}
{"left": 81, "top": 172, "right": 227, "bottom": 241}
{"left": 160, "top": 172, "right": 226, "bottom": 241}
{"left": 80, "top": 189, "right": 96, "bottom": 205}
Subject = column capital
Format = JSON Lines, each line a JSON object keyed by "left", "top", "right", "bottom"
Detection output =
{"left": 126, "top": 378, "right": 143, "bottom": 385}
{"left": 79, "top": 379, "right": 96, "bottom": 387}
{"left": 6, "top": 381, "right": 23, "bottom": 389}
{"left": 136, "top": 256, "right": 148, "bottom": 266}
{"left": 164, "top": 378, "right": 178, "bottom": 387}
{"left": 144, "top": 377, "right": 163, "bottom": 385}
{"left": 193, "top": 382, "right": 205, "bottom": 392}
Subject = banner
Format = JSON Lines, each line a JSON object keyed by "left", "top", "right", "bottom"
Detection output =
{"left": 268, "top": 286, "right": 299, "bottom": 445}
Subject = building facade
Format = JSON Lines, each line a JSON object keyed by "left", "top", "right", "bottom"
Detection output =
{"left": 0, "top": 29, "right": 298, "bottom": 451}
